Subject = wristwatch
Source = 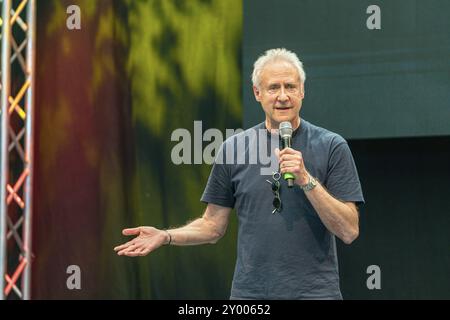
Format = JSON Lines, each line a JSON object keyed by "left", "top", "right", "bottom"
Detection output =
{"left": 299, "top": 173, "right": 318, "bottom": 192}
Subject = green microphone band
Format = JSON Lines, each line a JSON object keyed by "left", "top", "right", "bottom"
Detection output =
{"left": 283, "top": 172, "right": 295, "bottom": 180}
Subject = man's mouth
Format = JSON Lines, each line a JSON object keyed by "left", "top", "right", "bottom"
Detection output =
{"left": 274, "top": 107, "right": 293, "bottom": 110}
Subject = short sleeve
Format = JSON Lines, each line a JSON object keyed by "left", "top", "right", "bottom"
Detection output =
{"left": 324, "top": 141, "right": 365, "bottom": 206}
{"left": 200, "top": 143, "right": 235, "bottom": 208}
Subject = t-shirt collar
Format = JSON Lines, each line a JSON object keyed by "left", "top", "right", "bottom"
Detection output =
{"left": 262, "top": 119, "right": 303, "bottom": 138}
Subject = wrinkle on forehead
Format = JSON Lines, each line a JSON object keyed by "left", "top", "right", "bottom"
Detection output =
{"left": 260, "top": 61, "right": 300, "bottom": 85}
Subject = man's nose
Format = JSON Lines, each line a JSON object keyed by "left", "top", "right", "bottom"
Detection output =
{"left": 277, "top": 87, "right": 289, "bottom": 102}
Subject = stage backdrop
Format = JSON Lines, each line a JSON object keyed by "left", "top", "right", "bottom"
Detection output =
{"left": 33, "top": 0, "right": 241, "bottom": 299}
{"left": 31, "top": 0, "right": 450, "bottom": 300}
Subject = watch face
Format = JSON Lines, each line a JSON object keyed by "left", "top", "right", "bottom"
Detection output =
{"left": 302, "top": 176, "right": 317, "bottom": 191}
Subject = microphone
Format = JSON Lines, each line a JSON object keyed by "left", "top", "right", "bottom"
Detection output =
{"left": 279, "top": 121, "right": 295, "bottom": 188}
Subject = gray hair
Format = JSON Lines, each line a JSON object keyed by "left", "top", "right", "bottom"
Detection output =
{"left": 251, "top": 48, "right": 306, "bottom": 88}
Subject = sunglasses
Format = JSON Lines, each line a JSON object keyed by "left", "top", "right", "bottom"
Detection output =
{"left": 266, "top": 172, "right": 282, "bottom": 214}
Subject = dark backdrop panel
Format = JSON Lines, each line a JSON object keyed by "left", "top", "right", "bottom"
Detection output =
{"left": 340, "top": 137, "right": 450, "bottom": 299}
{"left": 243, "top": 0, "right": 450, "bottom": 139}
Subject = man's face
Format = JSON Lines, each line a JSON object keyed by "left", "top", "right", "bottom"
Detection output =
{"left": 253, "top": 61, "right": 304, "bottom": 128}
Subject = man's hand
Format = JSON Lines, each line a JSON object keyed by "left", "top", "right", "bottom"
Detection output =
{"left": 275, "top": 147, "right": 310, "bottom": 186}
{"left": 114, "top": 226, "right": 168, "bottom": 257}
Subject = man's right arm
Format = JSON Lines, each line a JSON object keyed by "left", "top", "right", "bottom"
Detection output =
{"left": 114, "top": 203, "right": 232, "bottom": 257}
{"left": 167, "top": 203, "right": 232, "bottom": 245}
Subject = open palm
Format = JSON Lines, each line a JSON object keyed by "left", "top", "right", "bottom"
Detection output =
{"left": 114, "top": 226, "right": 167, "bottom": 257}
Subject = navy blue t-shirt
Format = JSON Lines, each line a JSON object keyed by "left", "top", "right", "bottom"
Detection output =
{"left": 201, "top": 119, "right": 365, "bottom": 299}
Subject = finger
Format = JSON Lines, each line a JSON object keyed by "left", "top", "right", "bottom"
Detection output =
{"left": 122, "top": 227, "right": 141, "bottom": 236}
{"left": 280, "top": 162, "right": 302, "bottom": 171}
{"left": 119, "top": 248, "right": 140, "bottom": 256}
{"left": 280, "top": 153, "right": 301, "bottom": 162}
{"left": 114, "top": 243, "right": 131, "bottom": 252}
{"left": 121, "top": 251, "right": 140, "bottom": 257}
{"left": 279, "top": 147, "right": 293, "bottom": 155}
{"left": 118, "top": 243, "right": 140, "bottom": 255}
{"left": 280, "top": 160, "right": 301, "bottom": 168}
{"left": 280, "top": 164, "right": 297, "bottom": 171}
{"left": 114, "top": 239, "right": 136, "bottom": 251}
{"left": 279, "top": 147, "right": 300, "bottom": 156}
{"left": 124, "top": 248, "right": 145, "bottom": 257}
{"left": 280, "top": 167, "right": 300, "bottom": 175}
{"left": 280, "top": 148, "right": 302, "bottom": 157}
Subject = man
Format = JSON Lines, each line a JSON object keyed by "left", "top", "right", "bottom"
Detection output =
{"left": 114, "top": 48, "right": 364, "bottom": 299}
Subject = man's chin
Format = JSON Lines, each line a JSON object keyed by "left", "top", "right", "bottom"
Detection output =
{"left": 273, "top": 115, "right": 295, "bottom": 124}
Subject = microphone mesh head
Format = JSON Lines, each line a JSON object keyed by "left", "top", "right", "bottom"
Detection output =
{"left": 279, "top": 121, "right": 293, "bottom": 138}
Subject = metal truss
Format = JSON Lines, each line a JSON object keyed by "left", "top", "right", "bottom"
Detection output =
{"left": 0, "top": 0, "right": 36, "bottom": 300}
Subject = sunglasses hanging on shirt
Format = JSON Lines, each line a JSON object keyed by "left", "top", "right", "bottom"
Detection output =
{"left": 266, "top": 171, "right": 282, "bottom": 214}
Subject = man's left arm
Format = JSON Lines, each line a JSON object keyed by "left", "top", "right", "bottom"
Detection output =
{"left": 277, "top": 147, "right": 359, "bottom": 244}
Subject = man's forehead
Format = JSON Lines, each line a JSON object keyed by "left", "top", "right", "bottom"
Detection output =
{"left": 260, "top": 61, "right": 300, "bottom": 82}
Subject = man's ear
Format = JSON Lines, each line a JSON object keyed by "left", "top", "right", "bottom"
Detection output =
{"left": 300, "top": 83, "right": 305, "bottom": 99}
{"left": 253, "top": 85, "right": 261, "bottom": 102}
